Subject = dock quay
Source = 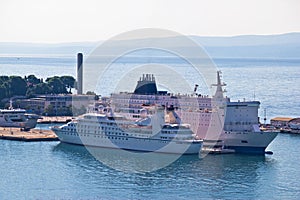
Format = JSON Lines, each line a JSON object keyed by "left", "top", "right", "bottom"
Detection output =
{"left": 38, "top": 116, "right": 73, "bottom": 124}
{"left": 0, "top": 127, "right": 59, "bottom": 142}
{"left": 280, "top": 128, "right": 300, "bottom": 134}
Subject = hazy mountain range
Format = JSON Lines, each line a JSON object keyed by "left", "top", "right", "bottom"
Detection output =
{"left": 1, "top": 32, "right": 300, "bottom": 58}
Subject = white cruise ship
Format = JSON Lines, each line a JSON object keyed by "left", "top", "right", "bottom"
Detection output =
{"left": 110, "top": 72, "right": 278, "bottom": 154}
{"left": 0, "top": 109, "right": 39, "bottom": 130}
{"left": 52, "top": 107, "right": 203, "bottom": 154}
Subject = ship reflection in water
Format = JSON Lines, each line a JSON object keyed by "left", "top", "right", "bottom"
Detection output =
{"left": 53, "top": 142, "right": 200, "bottom": 173}
{"left": 53, "top": 142, "right": 271, "bottom": 199}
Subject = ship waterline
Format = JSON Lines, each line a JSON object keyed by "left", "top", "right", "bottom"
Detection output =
{"left": 53, "top": 130, "right": 202, "bottom": 154}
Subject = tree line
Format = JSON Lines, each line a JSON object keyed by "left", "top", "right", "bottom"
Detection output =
{"left": 0, "top": 75, "right": 75, "bottom": 106}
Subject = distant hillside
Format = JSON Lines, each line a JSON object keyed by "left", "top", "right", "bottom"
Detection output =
{"left": 1, "top": 32, "right": 300, "bottom": 58}
{"left": 0, "top": 42, "right": 96, "bottom": 56}
{"left": 190, "top": 32, "right": 300, "bottom": 58}
{"left": 190, "top": 32, "right": 300, "bottom": 46}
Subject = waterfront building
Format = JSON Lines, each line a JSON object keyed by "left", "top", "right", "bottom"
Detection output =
{"left": 270, "top": 117, "right": 294, "bottom": 128}
{"left": 18, "top": 94, "right": 95, "bottom": 116}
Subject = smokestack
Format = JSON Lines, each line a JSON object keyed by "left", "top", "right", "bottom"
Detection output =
{"left": 77, "top": 53, "right": 83, "bottom": 95}
{"left": 194, "top": 84, "right": 199, "bottom": 93}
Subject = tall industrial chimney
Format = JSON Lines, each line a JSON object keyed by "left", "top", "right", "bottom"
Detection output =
{"left": 77, "top": 53, "right": 83, "bottom": 95}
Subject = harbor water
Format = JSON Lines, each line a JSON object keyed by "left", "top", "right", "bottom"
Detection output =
{"left": 0, "top": 56, "right": 300, "bottom": 199}
{"left": 0, "top": 134, "right": 300, "bottom": 199}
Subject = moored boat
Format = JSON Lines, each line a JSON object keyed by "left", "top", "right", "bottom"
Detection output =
{"left": 110, "top": 72, "right": 278, "bottom": 154}
{"left": 52, "top": 107, "right": 203, "bottom": 154}
{"left": 0, "top": 108, "right": 39, "bottom": 130}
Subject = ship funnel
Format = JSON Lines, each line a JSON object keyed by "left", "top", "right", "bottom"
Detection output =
{"left": 134, "top": 74, "right": 157, "bottom": 95}
{"left": 77, "top": 53, "right": 83, "bottom": 95}
{"left": 194, "top": 84, "right": 199, "bottom": 93}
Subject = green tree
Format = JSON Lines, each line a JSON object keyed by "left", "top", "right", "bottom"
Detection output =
{"left": 0, "top": 75, "right": 76, "bottom": 108}
{"left": 46, "top": 76, "right": 67, "bottom": 94}
{"left": 0, "top": 85, "right": 7, "bottom": 100}
{"left": 8, "top": 76, "right": 27, "bottom": 96}
{"left": 26, "top": 82, "right": 54, "bottom": 97}
{"left": 26, "top": 75, "right": 41, "bottom": 85}
{"left": 0, "top": 76, "right": 9, "bottom": 100}
{"left": 60, "top": 76, "right": 75, "bottom": 93}
{"left": 0, "top": 76, "right": 9, "bottom": 85}
{"left": 35, "top": 83, "right": 52, "bottom": 94}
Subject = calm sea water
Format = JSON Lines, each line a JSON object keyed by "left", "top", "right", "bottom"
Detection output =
{"left": 0, "top": 135, "right": 300, "bottom": 199}
{"left": 0, "top": 56, "right": 300, "bottom": 199}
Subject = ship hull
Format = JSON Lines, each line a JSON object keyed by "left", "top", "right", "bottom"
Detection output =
{"left": 52, "top": 128, "right": 202, "bottom": 155}
{"left": 0, "top": 118, "right": 38, "bottom": 129}
{"left": 225, "top": 146, "right": 266, "bottom": 154}
{"left": 203, "top": 131, "right": 278, "bottom": 154}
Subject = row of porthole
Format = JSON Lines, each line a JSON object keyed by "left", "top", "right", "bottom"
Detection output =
{"left": 75, "top": 131, "right": 129, "bottom": 138}
{"left": 64, "top": 132, "right": 78, "bottom": 136}
{"left": 93, "top": 135, "right": 129, "bottom": 140}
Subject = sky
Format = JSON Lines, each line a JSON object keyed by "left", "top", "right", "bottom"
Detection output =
{"left": 0, "top": 0, "right": 299, "bottom": 43}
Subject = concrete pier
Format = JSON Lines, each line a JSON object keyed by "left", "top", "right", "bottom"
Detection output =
{"left": 38, "top": 116, "right": 73, "bottom": 124}
{"left": 0, "top": 127, "right": 58, "bottom": 142}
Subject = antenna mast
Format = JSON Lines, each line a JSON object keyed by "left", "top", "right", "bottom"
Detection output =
{"left": 263, "top": 108, "right": 267, "bottom": 125}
